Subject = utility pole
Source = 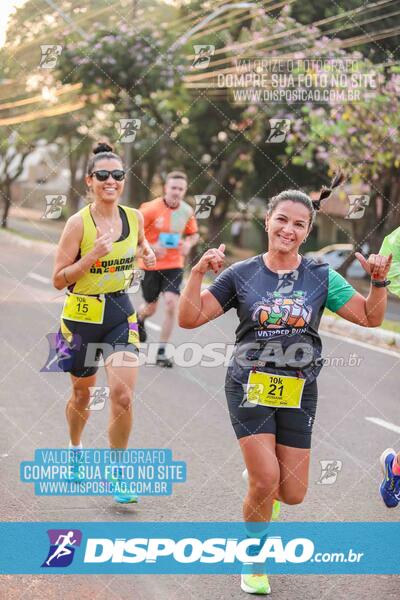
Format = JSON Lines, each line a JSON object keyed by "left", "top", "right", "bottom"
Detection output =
{"left": 122, "top": 0, "right": 139, "bottom": 205}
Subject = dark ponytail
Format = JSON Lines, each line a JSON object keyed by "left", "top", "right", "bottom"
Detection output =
{"left": 87, "top": 142, "right": 123, "bottom": 174}
{"left": 267, "top": 170, "right": 345, "bottom": 229}
{"left": 312, "top": 171, "right": 346, "bottom": 211}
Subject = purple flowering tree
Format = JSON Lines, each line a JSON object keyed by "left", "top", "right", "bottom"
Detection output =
{"left": 287, "top": 65, "right": 400, "bottom": 266}
{"left": 58, "top": 23, "right": 186, "bottom": 205}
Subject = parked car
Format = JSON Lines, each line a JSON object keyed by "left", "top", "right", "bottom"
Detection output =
{"left": 305, "top": 244, "right": 366, "bottom": 278}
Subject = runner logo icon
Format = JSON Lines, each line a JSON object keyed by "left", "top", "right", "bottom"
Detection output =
{"left": 41, "top": 529, "right": 82, "bottom": 567}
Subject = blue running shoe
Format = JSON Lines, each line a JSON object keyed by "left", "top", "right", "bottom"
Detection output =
{"left": 106, "top": 466, "right": 138, "bottom": 504}
{"left": 380, "top": 448, "right": 400, "bottom": 508}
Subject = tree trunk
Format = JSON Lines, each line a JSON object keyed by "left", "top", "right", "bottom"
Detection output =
{"left": 202, "top": 146, "right": 244, "bottom": 244}
{"left": 337, "top": 169, "right": 400, "bottom": 276}
{"left": 207, "top": 187, "right": 235, "bottom": 245}
{"left": 1, "top": 182, "right": 11, "bottom": 228}
{"left": 129, "top": 161, "right": 149, "bottom": 207}
{"left": 384, "top": 170, "right": 400, "bottom": 233}
{"left": 0, "top": 149, "right": 31, "bottom": 228}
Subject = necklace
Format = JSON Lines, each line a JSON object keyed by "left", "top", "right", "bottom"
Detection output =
{"left": 91, "top": 204, "right": 120, "bottom": 234}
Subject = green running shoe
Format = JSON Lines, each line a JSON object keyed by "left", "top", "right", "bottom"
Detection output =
{"left": 271, "top": 499, "right": 281, "bottom": 521}
{"left": 241, "top": 573, "right": 271, "bottom": 595}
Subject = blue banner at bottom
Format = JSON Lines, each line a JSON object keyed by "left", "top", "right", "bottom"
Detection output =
{"left": 0, "top": 522, "right": 399, "bottom": 574}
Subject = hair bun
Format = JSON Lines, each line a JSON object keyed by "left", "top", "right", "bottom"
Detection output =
{"left": 93, "top": 142, "right": 113, "bottom": 155}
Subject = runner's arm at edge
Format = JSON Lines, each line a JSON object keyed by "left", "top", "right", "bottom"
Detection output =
{"left": 335, "top": 252, "right": 392, "bottom": 327}
{"left": 53, "top": 214, "right": 89, "bottom": 290}
{"left": 179, "top": 244, "right": 226, "bottom": 328}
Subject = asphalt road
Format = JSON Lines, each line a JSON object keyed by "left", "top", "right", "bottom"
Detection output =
{"left": 0, "top": 229, "right": 399, "bottom": 599}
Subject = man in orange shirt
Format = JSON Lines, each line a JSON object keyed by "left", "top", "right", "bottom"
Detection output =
{"left": 137, "top": 171, "right": 199, "bottom": 367}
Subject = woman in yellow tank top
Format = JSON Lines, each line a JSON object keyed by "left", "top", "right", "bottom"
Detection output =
{"left": 52, "top": 142, "right": 155, "bottom": 504}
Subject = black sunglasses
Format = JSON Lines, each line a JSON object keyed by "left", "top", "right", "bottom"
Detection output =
{"left": 90, "top": 169, "right": 125, "bottom": 182}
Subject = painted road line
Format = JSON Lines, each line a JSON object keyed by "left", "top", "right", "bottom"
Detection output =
{"left": 365, "top": 417, "right": 400, "bottom": 435}
{"left": 146, "top": 320, "right": 161, "bottom": 331}
{"left": 321, "top": 330, "right": 400, "bottom": 358}
{"left": 28, "top": 272, "right": 51, "bottom": 284}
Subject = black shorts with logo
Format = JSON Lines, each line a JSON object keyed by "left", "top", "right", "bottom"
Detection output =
{"left": 56, "top": 292, "right": 139, "bottom": 379}
{"left": 224, "top": 369, "right": 318, "bottom": 449}
{"left": 141, "top": 268, "right": 183, "bottom": 303}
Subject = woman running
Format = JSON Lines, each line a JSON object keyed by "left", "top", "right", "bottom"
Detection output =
{"left": 379, "top": 226, "right": 400, "bottom": 508}
{"left": 52, "top": 142, "right": 155, "bottom": 504}
{"left": 178, "top": 176, "right": 392, "bottom": 594}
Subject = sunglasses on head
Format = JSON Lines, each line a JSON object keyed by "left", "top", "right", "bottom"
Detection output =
{"left": 90, "top": 169, "right": 125, "bottom": 182}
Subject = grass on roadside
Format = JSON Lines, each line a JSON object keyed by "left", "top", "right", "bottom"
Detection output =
{"left": 3, "top": 227, "right": 40, "bottom": 242}
{"left": 324, "top": 308, "right": 400, "bottom": 334}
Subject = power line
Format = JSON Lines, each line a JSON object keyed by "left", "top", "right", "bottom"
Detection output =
{"left": 187, "top": 0, "right": 280, "bottom": 40}
{"left": 6, "top": 1, "right": 140, "bottom": 56}
{"left": 0, "top": 83, "right": 82, "bottom": 112}
{"left": 0, "top": 99, "right": 85, "bottom": 126}
{"left": 184, "top": 4, "right": 399, "bottom": 84}
{"left": 184, "top": 0, "right": 396, "bottom": 66}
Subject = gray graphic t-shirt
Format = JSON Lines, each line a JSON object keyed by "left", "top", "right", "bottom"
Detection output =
{"left": 208, "top": 254, "right": 356, "bottom": 384}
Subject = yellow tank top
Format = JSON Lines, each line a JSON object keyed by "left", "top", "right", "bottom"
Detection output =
{"left": 71, "top": 203, "right": 138, "bottom": 294}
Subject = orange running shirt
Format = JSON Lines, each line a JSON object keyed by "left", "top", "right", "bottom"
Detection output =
{"left": 138, "top": 197, "right": 198, "bottom": 270}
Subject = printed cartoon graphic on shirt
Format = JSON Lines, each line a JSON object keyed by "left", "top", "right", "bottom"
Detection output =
{"left": 251, "top": 291, "right": 312, "bottom": 339}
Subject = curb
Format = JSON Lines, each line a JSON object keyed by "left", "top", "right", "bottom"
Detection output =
{"left": 321, "top": 315, "right": 400, "bottom": 351}
{"left": 0, "top": 226, "right": 56, "bottom": 249}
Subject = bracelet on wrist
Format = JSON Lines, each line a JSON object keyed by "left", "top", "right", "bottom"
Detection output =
{"left": 63, "top": 267, "right": 71, "bottom": 285}
{"left": 371, "top": 278, "right": 391, "bottom": 288}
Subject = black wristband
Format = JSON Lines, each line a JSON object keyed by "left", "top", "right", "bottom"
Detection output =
{"left": 371, "top": 279, "right": 391, "bottom": 288}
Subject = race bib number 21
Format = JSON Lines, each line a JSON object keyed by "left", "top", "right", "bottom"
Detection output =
{"left": 246, "top": 371, "right": 305, "bottom": 408}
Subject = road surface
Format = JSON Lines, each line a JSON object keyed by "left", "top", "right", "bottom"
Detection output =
{"left": 0, "top": 229, "right": 399, "bottom": 599}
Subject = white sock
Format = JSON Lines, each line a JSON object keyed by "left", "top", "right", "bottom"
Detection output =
{"left": 69, "top": 441, "right": 83, "bottom": 450}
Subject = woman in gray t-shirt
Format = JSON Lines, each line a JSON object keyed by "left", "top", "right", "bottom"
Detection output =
{"left": 178, "top": 180, "right": 392, "bottom": 595}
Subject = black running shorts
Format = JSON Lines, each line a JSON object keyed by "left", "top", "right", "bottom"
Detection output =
{"left": 56, "top": 292, "right": 139, "bottom": 378}
{"left": 224, "top": 369, "right": 318, "bottom": 449}
{"left": 141, "top": 268, "right": 183, "bottom": 303}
